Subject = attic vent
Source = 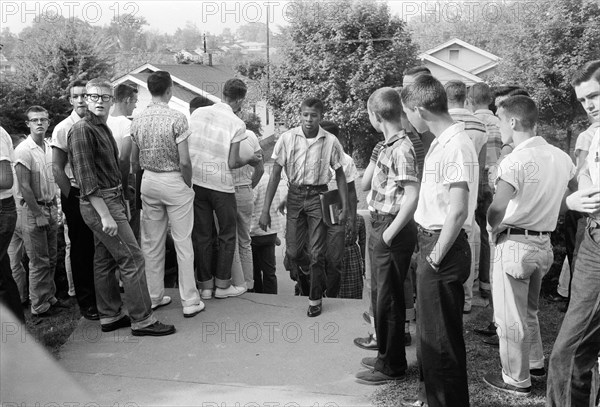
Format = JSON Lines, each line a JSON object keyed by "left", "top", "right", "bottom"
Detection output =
{"left": 449, "top": 49, "right": 459, "bottom": 61}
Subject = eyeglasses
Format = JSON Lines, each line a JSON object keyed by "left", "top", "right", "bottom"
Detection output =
{"left": 86, "top": 94, "right": 114, "bottom": 102}
{"left": 27, "top": 118, "right": 49, "bottom": 124}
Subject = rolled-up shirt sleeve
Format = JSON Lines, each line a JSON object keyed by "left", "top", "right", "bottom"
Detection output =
{"left": 174, "top": 114, "right": 191, "bottom": 144}
{"left": 68, "top": 123, "right": 100, "bottom": 197}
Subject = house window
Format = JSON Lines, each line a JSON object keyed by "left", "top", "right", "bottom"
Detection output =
{"left": 449, "top": 49, "right": 459, "bottom": 61}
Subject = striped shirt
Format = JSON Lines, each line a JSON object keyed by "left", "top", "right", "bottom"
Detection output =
{"left": 14, "top": 136, "right": 56, "bottom": 202}
{"left": 131, "top": 102, "right": 190, "bottom": 172}
{"left": 367, "top": 132, "right": 418, "bottom": 215}
{"left": 328, "top": 152, "right": 358, "bottom": 189}
{"left": 474, "top": 109, "right": 502, "bottom": 170}
{"left": 188, "top": 103, "right": 247, "bottom": 193}
{"left": 272, "top": 126, "right": 344, "bottom": 185}
{"left": 449, "top": 108, "right": 488, "bottom": 155}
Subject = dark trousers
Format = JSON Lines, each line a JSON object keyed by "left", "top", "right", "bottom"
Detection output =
{"left": 416, "top": 228, "right": 471, "bottom": 407}
{"left": 192, "top": 185, "right": 237, "bottom": 288}
{"left": 564, "top": 210, "right": 585, "bottom": 302}
{"left": 61, "top": 187, "right": 97, "bottom": 311}
{"left": 475, "top": 183, "right": 492, "bottom": 291}
{"left": 325, "top": 223, "right": 345, "bottom": 298}
{"left": 285, "top": 185, "right": 328, "bottom": 302}
{"left": 370, "top": 216, "right": 417, "bottom": 376}
{"left": 251, "top": 234, "right": 278, "bottom": 294}
{"left": 0, "top": 196, "right": 25, "bottom": 322}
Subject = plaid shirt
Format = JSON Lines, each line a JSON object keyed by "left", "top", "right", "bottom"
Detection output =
{"left": 131, "top": 102, "right": 191, "bottom": 172}
{"left": 474, "top": 109, "right": 502, "bottom": 170}
{"left": 68, "top": 112, "right": 121, "bottom": 198}
{"left": 367, "top": 132, "right": 418, "bottom": 215}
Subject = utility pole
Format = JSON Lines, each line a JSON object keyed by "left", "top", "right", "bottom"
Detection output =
{"left": 266, "top": 4, "right": 270, "bottom": 125}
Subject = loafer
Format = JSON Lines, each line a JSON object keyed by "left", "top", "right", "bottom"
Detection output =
{"left": 483, "top": 334, "right": 499, "bottom": 347}
{"left": 101, "top": 315, "right": 131, "bottom": 332}
{"left": 354, "top": 333, "right": 378, "bottom": 350}
{"left": 131, "top": 321, "right": 176, "bottom": 337}
{"left": 52, "top": 299, "right": 72, "bottom": 309}
{"left": 404, "top": 332, "right": 412, "bottom": 346}
{"left": 483, "top": 373, "right": 531, "bottom": 396}
{"left": 151, "top": 296, "right": 171, "bottom": 310}
{"left": 361, "top": 357, "right": 377, "bottom": 369}
{"left": 355, "top": 369, "right": 405, "bottom": 385}
{"left": 215, "top": 285, "right": 247, "bottom": 298}
{"left": 362, "top": 311, "right": 371, "bottom": 324}
{"left": 474, "top": 322, "right": 497, "bottom": 336}
{"left": 81, "top": 306, "right": 100, "bottom": 321}
{"left": 201, "top": 289, "right": 213, "bottom": 300}
{"left": 530, "top": 367, "right": 546, "bottom": 377}
{"left": 400, "top": 398, "right": 427, "bottom": 407}
{"left": 307, "top": 304, "right": 322, "bottom": 317}
{"left": 183, "top": 302, "right": 205, "bottom": 318}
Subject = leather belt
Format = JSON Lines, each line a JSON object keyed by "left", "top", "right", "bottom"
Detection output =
{"left": 499, "top": 227, "right": 552, "bottom": 237}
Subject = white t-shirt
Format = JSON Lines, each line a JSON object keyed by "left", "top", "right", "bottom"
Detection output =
{"left": 50, "top": 110, "right": 84, "bottom": 188}
{"left": 232, "top": 130, "right": 261, "bottom": 187}
{"left": 498, "top": 136, "right": 576, "bottom": 231}
{"left": 106, "top": 115, "right": 132, "bottom": 155}
{"left": 0, "top": 126, "right": 15, "bottom": 200}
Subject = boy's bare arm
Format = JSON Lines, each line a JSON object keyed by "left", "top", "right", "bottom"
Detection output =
{"left": 52, "top": 148, "right": 71, "bottom": 197}
{"left": 361, "top": 162, "right": 376, "bottom": 191}
{"left": 259, "top": 163, "right": 283, "bottom": 231}
{"left": 335, "top": 167, "right": 348, "bottom": 224}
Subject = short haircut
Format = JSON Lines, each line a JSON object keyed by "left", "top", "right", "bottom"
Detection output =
{"left": 403, "top": 66, "right": 431, "bottom": 77}
{"left": 300, "top": 97, "right": 325, "bottom": 115}
{"left": 368, "top": 87, "right": 403, "bottom": 122}
{"left": 468, "top": 82, "right": 493, "bottom": 105}
{"left": 25, "top": 105, "right": 48, "bottom": 117}
{"left": 189, "top": 95, "right": 215, "bottom": 111}
{"left": 508, "top": 88, "right": 530, "bottom": 97}
{"left": 498, "top": 95, "right": 538, "bottom": 130}
{"left": 86, "top": 78, "right": 112, "bottom": 92}
{"left": 444, "top": 80, "right": 467, "bottom": 104}
{"left": 494, "top": 85, "right": 524, "bottom": 100}
{"left": 223, "top": 78, "right": 247, "bottom": 100}
{"left": 571, "top": 60, "right": 600, "bottom": 87}
{"left": 400, "top": 75, "right": 448, "bottom": 115}
{"left": 244, "top": 114, "right": 263, "bottom": 135}
{"left": 147, "top": 71, "right": 172, "bottom": 97}
{"left": 68, "top": 80, "right": 87, "bottom": 95}
{"left": 320, "top": 120, "right": 339, "bottom": 137}
{"left": 114, "top": 83, "right": 138, "bottom": 102}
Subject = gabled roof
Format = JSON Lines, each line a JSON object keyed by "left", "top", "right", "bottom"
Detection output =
{"left": 422, "top": 38, "right": 500, "bottom": 62}
{"left": 417, "top": 54, "right": 482, "bottom": 83}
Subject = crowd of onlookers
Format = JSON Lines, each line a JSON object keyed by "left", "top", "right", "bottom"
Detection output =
{"left": 0, "top": 59, "right": 599, "bottom": 406}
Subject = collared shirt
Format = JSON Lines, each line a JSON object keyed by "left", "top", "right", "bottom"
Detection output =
{"left": 415, "top": 122, "right": 479, "bottom": 231}
{"left": 575, "top": 122, "right": 600, "bottom": 153}
{"left": 367, "top": 132, "right": 418, "bottom": 215}
{"left": 250, "top": 174, "right": 287, "bottom": 237}
{"left": 272, "top": 126, "right": 344, "bottom": 185}
{"left": 232, "top": 130, "right": 261, "bottom": 187}
{"left": 68, "top": 112, "right": 121, "bottom": 198}
{"left": 131, "top": 102, "right": 190, "bottom": 172}
{"left": 14, "top": 135, "right": 56, "bottom": 202}
{"left": 51, "top": 110, "right": 84, "bottom": 188}
{"left": 474, "top": 109, "right": 502, "bottom": 170}
{"left": 106, "top": 115, "right": 132, "bottom": 155}
{"left": 189, "top": 102, "right": 247, "bottom": 193}
{"left": 585, "top": 128, "right": 600, "bottom": 221}
{"left": 0, "top": 126, "right": 15, "bottom": 200}
{"left": 449, "top": 108, "right": 488, "bottom": 155}
{"left": 498, "top": 136, "right": 575, "bottom": 231}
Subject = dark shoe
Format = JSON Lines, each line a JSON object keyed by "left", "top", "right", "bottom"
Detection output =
{"left": 548, "top": 292, "right": 567, "bottom": 302}
{"left": 307, "top": 304, "right": 322, "bottom": 317}
{"left": 101, "top": 315, "right": 131, "bottom": 332}
{"left": 361, "top": 357, "right": 376, "bottom": 369}
{"left": 356, "top": 369, "right": 405, "bottom": 385}
{"left": 475, "top": 322, "right": 497, "bottom": 337}
{"left": 53, "top": 298, "right": 72, "bottom": 309}
{"left": 131, "top": 321, "right": 176, "bottom": 337}
{"left": 530, "top": 367, "right": 546, "bottom": 377}
{"left": 400, "top": 398, "right": 427, "bottom": 407}
{"left": 483, "top": 373, "right": 531, "bottom": 396}
{"left": 33, "top": 306, "right": 61, "bottom": 318}
{"left": 362, "top": 311, "right": 371, "bottom": 324}
{"left": 404, "top": 332, "right": 412, "bottom": 346}
{"left": 81, "top": 306, "right": 100, "bottom": 321}
{"left": 559, "top": 302, "right": 569, "bottom": 313}
{"left": 354, "top": 333, "right": 378, "bottom": 350}
{"left": 483, "top": 334, "right": 499, "bottom": 347}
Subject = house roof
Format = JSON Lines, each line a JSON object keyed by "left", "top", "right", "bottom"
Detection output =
{"left": 417, "top": 54, "right": 483, "bottom": 83}
{"left": 422, "top": 38, "right": 500, "bottom": 62}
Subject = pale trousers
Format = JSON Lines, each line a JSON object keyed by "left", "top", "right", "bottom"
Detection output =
{"left": 231, "top": 185, "right": 254, "bottom": 289}
{"left": 140, "top": 171, "right": 200, "bottom": 308}
{"left": 463, "top": 219, "right": 481, "bottom": 310}
{"left": 492, "top": 233, "right": 553, "bottom": 388}
{"left": 8, "top": 205, "right": 27, "bottom": 303}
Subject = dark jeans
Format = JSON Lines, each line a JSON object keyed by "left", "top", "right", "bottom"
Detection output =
{"left": 0, "top": 196, "right": 25, "bottom": 322}
{"left": 475, "top": 183, "right": 492, "bottom": 291}
{"left": 563, "top": 210, "right": 586, "bottom": 302}
{"left": 416, "top": 228, "right": 471, "bottom": 407}
{"left": 251, "top": 234, "right": 278, "bottom": 294}
{"left": 547, "top": 221, "right": 600, "bottom": 407}
{"left": 61, "top": 187, "right": 97, "bottom": 311}
{"left": 192, "top": 185, "right": 237, "bottom": 289}
{"left": 325, "top": 223, "right": 345, "bottom": 298}
{"left": 370, "top": 216, "right": 417, "bottom": 377}
{"left": 285, "top": 185, "right": 328, "bottom": 302}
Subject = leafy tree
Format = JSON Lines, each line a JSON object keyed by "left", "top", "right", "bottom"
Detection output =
{"left": 173, "top": 22, "right": 202, "bottom": 50}
{"left": 269, "top": 0, "right": 418, "bottom": 165}
{"left": 235, "top": 59, "right": 267, "bottom": 80}
{"left": 236, "top": 22, "right": 271, "bottom": 43}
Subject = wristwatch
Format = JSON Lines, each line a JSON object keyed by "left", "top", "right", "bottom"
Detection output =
{"left": 426, "top": 254, "right": 440, "bottom": 271}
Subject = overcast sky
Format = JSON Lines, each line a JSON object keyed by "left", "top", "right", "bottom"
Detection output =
{"left": 1, "top": 0, "right": 420, "bottom": 35}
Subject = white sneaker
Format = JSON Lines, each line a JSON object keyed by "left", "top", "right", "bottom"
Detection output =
{"left": 151, "top": 296, "right": 171, "bottom": 310}
{"left": 201, "top": 289, "right": 213, "bottom": 300}
{"left": 183, "top": 302, "right": 205, "bottom": 318}
{"left": 215, "top": 285, "right": 247, "bottom": 299}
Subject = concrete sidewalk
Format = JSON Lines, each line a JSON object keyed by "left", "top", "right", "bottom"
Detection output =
{"left": 59, "top": 289, "right": 418, "bottom": 407}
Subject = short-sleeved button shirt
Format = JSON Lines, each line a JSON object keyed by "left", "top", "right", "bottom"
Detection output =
{"left": 0, "top": 126, "right": 15, "bottom": 200}
{"left": 474, "top": 109, "right": 502, "bottom": 170}
{"left": 51, "top": 110, "right": 84, "bottom": 188}
{"left": 14, "top": 135, "right": 56, "bottom": 202}
{"left": 585, "top": 128, "right": 600, "bottom": 221}
{"left": 575, "top": 122, "right": 600, "bottom": 153}
{"left": 232, "top": 130, "right": 261, "bottom": 187}
{"left": 107, "top": 115, "right": 132, "bottom": 155}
